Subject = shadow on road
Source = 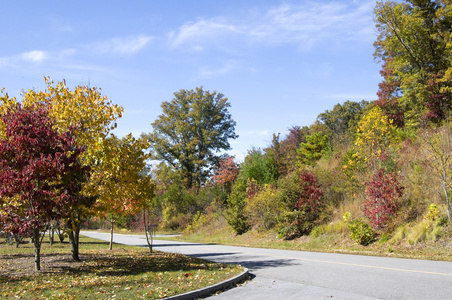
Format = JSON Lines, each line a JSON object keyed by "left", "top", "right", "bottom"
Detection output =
{"left": 239, "top": 258, "right": 297, "bottom": 270}
{"left": 188, "top": 252, "right": 298, "bottom": 270}
{"left": 153, "top": 243, "right": 216, "bottom": 247}
{"left": 189, "top": 252, "right": 238, "bottom": 258}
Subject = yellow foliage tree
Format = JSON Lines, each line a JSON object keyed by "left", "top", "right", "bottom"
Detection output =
{"left": 354, "top": 106, "right": 400, "bottom": 171}
{"left": 90, "top": 134, "right": 155, "bottom": 250}
{"left": 22, "top": 77, "right": 123, "bottom": 162}
{"left": 0, "top": 89, "right": 19, "bottom": 139}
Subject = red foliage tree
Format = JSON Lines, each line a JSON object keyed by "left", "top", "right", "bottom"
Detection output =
{"left": 294, "top": 171, "right": 325, "bottom": 227}
{"left": 280, "top": 126, "right": 308, "bottom": 173}
{"left": 212, "top": 155, "right": 239, "bottom": 192}
{"left": 364, "top": 169, "right": 404, "bottom": 230}
{"left": 0, "top": 104, "right": 87, "bottom": 270}
{"left": 375, "top": 59, "right": 405, "bottom": 127}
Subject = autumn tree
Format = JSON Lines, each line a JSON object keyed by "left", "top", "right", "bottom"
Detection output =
{"left": 353, "top": 106, "right": 400, "bottom": 171}
{"left": 212, "top": 155, "right": 240, "bottom": 193}
{"left": 21, "top": 77, "right": 123, "bottom": 259}
{"left": 264, "top": 133, "right": 287, "bottom": 176}
{"left": 147, "top": 87, "right": 238, "bottom": 189}
{"left": 364, "top": 169, "right": 404, "bottom": 229}
{"left": 374, "top": 0, "right": 452, "bottom": 124}
{"left": 0, "top": 104, "right": 87, "bottom": 270}
{"left": 22, "top": 77, "right": 123, "bottom": 161}
{"left": 279, "top": 126, "right": 309, "bottom": 173}
{"left": 91, "top": 134, "right": 154, "bottom": 250}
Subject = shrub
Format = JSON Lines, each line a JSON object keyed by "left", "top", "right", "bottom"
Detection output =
{"left": 309, "top": 224, "right": 327, "bottom": 238}
{"left": 245, "top": 184, "right": 283, "bottom": 230}
{"left": 226, "top": 179, "right": 251, "bottom": 235}
{"left": 349, "top": 218, "right": 376, "bottom": 246}
{"left": 277, "top": 170, "right": 325, "bottom": 239}
{"left": 364, "top": 169, "right": 404, "bottom": 229}
{"left": 425, "top": 204, "right": 440, "bottom": 222}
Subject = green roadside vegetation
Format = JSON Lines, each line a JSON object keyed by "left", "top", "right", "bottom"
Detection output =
{"left": 163, "top": 215, "right": 452, "bottom": 262}
{"left": 0, "top": 235, "right": 243, "bottom": 300}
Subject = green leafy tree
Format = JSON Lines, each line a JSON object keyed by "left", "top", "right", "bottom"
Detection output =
{"left": 374, "top": 0, "right": 452, "bottom": 124}
{"left": 147, "top": 87, "right": 238, "bottom": 189}
{"left": 297, "top": 132, "right": 330, "bottom": 165}
{"left": 226, "top": 179, "right": 251, "bottom": 235}
{"left": 317, "top": 100, "right": 369, "bottom": 144}
{"left": 239, "top": 149, "right": 279, "bottom": 185}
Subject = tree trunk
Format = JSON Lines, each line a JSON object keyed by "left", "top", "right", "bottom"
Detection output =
{"left": 14, "top": 234, "right": 21, "bottom": 248}
{"left": 143, "top": 209, "right": 153, "bottom": 253}
{"left": 109, "top": 219, "right": 114, "bottom": 250}
{"left": 49, "top": 226, "right": 54, "bottom": 246}
{"left": 68, "top": 225, "right": 81, "bottom": 261}
{"left": 33, "top": 228, "right": 41, "bottom": 271}
{"left": 56, "top": 226, "right": 65, "bottom": 243}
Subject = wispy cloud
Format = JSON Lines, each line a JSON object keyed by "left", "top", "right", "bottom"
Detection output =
{"left": 91, "top": 35, "right": 153, "bottom": 55}
{"left": 169, "top": 18, "right": 242, "bottom": 51}
{"left": 0, "top": 50, "right": 48, "bottom": 68}
{"left": 20, "top": 50, "right": 47, "bottom": 63}
{"left": 169, "top": 1, "right": 375, "bottom": 52}
{"left": 0, "top": 48, "right": 110, "bottom": 75}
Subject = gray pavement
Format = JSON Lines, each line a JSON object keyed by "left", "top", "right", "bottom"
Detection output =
{"left": 81, "top": 231, "right": 452, "bottom": 299}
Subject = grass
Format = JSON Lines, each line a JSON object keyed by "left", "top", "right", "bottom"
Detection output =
{"left": 0, "top": 235, "right": 243, "bottom": 299}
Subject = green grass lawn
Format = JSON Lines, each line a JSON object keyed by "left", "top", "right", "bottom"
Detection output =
{"left": 0, "top": 235, "right": 243, "bottom": 299}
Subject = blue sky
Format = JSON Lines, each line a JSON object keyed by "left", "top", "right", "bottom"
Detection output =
{"left": 1, "top": 0, "right": 382, "bottom": 161}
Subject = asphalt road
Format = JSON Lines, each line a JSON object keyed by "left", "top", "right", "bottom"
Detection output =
{"left": 81, "top": 231, "right": 452, "bottom": 299}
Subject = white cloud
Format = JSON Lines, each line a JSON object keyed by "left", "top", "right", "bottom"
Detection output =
{"left": 92, "top": 35, "right": 153, "bottom": 55}
{"left": 20, "top": 50, "right": 47, "bottom": 63}
{"left": 169, "top": 1, "right": 375, "bottom": 52}
{"left": 169, "top": 18, "right": 242, "bottom": 50}
{"left": 0, "top": 50, "right": 48, "bottom": 69}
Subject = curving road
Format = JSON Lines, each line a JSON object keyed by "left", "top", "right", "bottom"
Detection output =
{"left": 81, "top": 231, "right": 452, "bottom": 299}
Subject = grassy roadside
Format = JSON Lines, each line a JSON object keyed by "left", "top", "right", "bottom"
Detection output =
{"left": 159, "top": 217, "right": 452, "bottom": 262}
{"left": 0, "top": 235, "right": 243, "bottom": 299}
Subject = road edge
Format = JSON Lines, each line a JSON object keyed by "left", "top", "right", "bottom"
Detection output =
{"left": 164, "top": 268, "right": 249, "bottom": 300}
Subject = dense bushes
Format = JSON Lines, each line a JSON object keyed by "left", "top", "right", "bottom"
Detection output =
{"left": 277, "top": 170, "right": 325, "bottom": 239}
